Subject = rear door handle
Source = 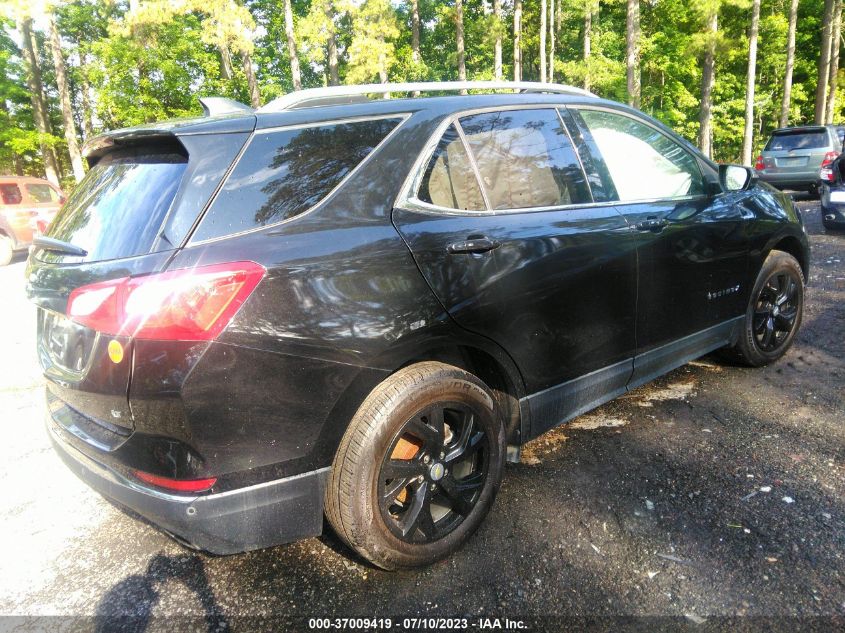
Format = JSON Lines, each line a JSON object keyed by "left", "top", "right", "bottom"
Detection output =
{"left": 447, "top": 237, "right": 501, "bottom": 254}
{"left": 636, "top": 217, "right": 668, "bottom": 232}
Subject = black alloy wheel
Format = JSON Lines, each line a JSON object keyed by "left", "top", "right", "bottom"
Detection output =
{"left": 378, "top": 402, "right": 488, "bottom": 544}
{"left": 723, "top": 250, "right": 804, "bottom": 367}
{"left": 752, "top": 271, "right": 801, "bottom": 353}
{"left": 325, "top": 361, "right": 505, "bottom": 569}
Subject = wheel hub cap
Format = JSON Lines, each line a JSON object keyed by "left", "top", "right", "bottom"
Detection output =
{"left": 429, "top": 462, "right": 445, "bottom": 481}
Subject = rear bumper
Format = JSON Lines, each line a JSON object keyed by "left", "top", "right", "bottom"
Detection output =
{"left": 757, "top": 172, "right": 819, "bottom": 190}
{"left": 49, "top": 417, "right": 328, "bottom": 555}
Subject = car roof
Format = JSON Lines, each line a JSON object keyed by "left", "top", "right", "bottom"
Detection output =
{"left": 770, "top": 125, "right": 833, "bottom": 134}
{"left": 84, "top": 82, "right": 607, "bottom": 153}
{"left": 82, "top": 81, "right": 709, "bottom": 169}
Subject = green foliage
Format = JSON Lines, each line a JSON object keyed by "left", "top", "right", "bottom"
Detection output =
{"left": 0, "top": 0, "right": 842, "bottom": 174}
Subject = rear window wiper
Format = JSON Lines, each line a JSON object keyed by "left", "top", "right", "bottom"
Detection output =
{"left": 33, "top": 236, "right": 88, "bottom": 257}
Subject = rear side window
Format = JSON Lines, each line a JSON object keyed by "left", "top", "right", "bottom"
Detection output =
{"left": 458, "top": 108, "right": 591, "bottom": 210}
{"left": 193, "top": 117, "right": 402, "bottom": 242}
{"left": 418, "top": 124, "right": 485, "bottom": 211}
{"left": 765, "top": 129, "right": 829, "bottom": 151}
{"left": 26, "top": 183, "right": 59, "bottom": 203}
{"left": 44, "top": 147, "right": 187, "bottom": 262}
{"left": 1, "top": 183, "right": 22, "bottom": 205}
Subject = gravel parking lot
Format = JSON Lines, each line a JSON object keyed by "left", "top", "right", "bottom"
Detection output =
{"left": 0, "top": 201, "right": 843, "bottom": 632}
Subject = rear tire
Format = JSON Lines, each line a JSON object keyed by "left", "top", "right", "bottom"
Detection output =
{"left": 325, "top": 361, "right": 505, "bottom": 570}
{"left": 724, "top": 251, "right": 804, "bottom": 367}
{"left": 0, "top": 234, "right": 13, "bottom": 267}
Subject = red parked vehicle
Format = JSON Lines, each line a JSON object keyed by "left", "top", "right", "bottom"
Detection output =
{"left": 0, "top": 176, "right": 65, "bottom": 266}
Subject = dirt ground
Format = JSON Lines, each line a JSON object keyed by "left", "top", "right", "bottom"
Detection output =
{"left": 0, "top": 200, "right": 842, "bottom": 633}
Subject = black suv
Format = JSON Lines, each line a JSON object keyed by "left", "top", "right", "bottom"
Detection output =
{"left": 26, "top": 82, "right": 810, "bottom": 570}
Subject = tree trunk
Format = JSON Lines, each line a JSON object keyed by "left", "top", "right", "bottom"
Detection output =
{"left": 412, "top": 0, "right": 421, "bottom": 63}
{"left": 779, "top": 0, "right": 799, "bottom": 127}
{"left": 493, "top": 0, "right": 502, "bottom": 80}
{"left": 47, "top": 13, "right": 85, "bottom": 183}
{"left": 456, "top": 0, "right": 466, "bottom": 91}
{"left": 699, "top": 11, "right": 718, "bottom": 159}
{"left": 241, "top": 52, "right": 261, "bottom": 107}
{"left": 378, "top": 55, "right": 389, "bottom": 98}
{"left": 540, "top": 0, "right": 547, "bottom": 82}
{"left": 626, "top": 0, "right": 640, "bottom": 108}
{"left": 826, "top": 0, "right": 842, "bottom": 123}
{"left": 284, "top": 0, "right": 302, "bottom": 90}
{"left": 816, "top": 0, "right": 836, "bottom": 123}
{"left": 741, "top": 0, "right": 761, "bottom": 165}
{"left": 19, "top": 17, "right": 60, "bottom": 186}
{"left": 79, "top": 52, "right": 94, "bottom": 139}
{"left": 514, "top": 0, "right": 522, "bottom": 81}
{"left": 584, "top": 2, "right": 592, "bottom": 92}
{"left": 549, "top": 0, "right": 555, "bottom": 83}
{"left": 219, "top": 45, "right": 234, "bottom": 81}
{"left": 323, "top": 2, "right": 339, "bottom": 86}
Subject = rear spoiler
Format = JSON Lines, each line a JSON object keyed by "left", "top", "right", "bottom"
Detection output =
{"left": 199, "top": 97, "right": 253, "bottom": 117}
{"left": 82, "top": 96, "right": 256, "bottom": 162}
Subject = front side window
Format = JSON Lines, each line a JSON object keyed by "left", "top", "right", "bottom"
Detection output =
{"left": 459, "top": 108, "right": 591, "bottom": 210}
{"left": 0, "top": 183, "right": 22, "bottom": 205}
{"left": 193, "top": 117, "right": 402, "bottom": 242}
{"left": 26, "top": 183, "right": 59, "bottom": 203}
{"left": 577, "top": 109, "right": 704, "bottom": 202}
{"left": 417, "top": 124, "right": 485, "bottom": 211}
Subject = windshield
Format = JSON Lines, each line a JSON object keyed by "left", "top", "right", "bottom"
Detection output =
{"left": 43, "top": 147, "right": 187, "bottom": 262}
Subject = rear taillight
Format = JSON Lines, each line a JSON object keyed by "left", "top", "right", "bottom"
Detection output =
{"left": 820, "top": 151, "right": 839, "bottom": 182}
{"left": 822, "top": 151, "right": 839, "bottom": 168}
{"left": 134, "top": 470, "right": 217, "bottom": 492}
{"left": 66, "top": 261, "right": 265, "bottom": 340}
{"left": 755, "top": 155, "right": 765, "bottom": 171}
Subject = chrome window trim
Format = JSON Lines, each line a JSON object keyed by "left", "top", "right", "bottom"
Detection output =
{"left": 395, "top": 103, "right": 599, "bottom": 217}
{"left": 402, "top": 192, "right": 708, "bottom": 218}
{"left": 187, "top": 113, "right": 411, "bottom": 246}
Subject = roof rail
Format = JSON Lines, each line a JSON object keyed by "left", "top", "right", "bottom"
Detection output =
{"left": 258, "top": 81, "right": 596, "bottom": 113}
{"left": 199, "top": 97, "right": 254, "bottom": 117}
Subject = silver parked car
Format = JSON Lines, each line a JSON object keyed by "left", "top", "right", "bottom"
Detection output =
{"left": 755, "top": 125, "right": 844, "bottom": 196}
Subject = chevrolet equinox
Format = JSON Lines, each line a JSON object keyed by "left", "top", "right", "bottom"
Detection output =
{"left": 26, "top": 82, "right": 810, "bottom": 569}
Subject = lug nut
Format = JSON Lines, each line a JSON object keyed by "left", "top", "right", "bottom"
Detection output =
{"left": 440, "top": 452, "right": 445, "bottom": 459}
{"left": 423, "top": 454, "right": 430, "bottom": 464}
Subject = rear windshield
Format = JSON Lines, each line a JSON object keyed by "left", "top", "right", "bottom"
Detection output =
{"left": 765, "top": 129, "right": 829, "bottom": 151}
{"left": 191, "top": 117, "right": 402, "bottom": 242}
{"left": 43, "top": 147, "right": 187, "bottom": 262}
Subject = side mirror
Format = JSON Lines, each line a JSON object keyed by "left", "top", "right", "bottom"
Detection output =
{"left": 719, "top": 164, "right": 758, "bottom": 192}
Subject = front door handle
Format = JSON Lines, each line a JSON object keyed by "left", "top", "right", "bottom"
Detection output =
{"left": 447, "top": 237, "right": 501, "bottom": 255}
{"left": 636, "top": 216, "right": 668, "bottom": 232}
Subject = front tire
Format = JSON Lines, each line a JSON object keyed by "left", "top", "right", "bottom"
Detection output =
{"left": 727, "top": 250, "right": 804, "bottom": 367}
{"left": 325, "top": 361, "right": 505, "bottom": 570}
